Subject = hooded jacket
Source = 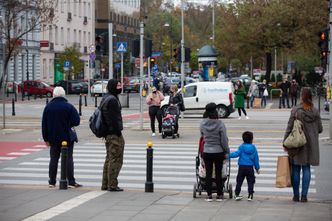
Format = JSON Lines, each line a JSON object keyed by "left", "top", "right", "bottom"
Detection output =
{"left": 284, "top": 105, "right": 323, "bottom": 166}
{"left": 101, "top": 79, "right": 123, "bottom": 136}
{"left": 200, "top": 118, "right": 229, "bottom": 154}
{"left": 229, "top": 143, "right": 260, "bottom": 171}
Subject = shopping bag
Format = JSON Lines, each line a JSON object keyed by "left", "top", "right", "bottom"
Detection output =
{"left": 283, "top": 119, "right": 307, "bottom": 148}
{"left": 275, "top": 155, "right": 292, "bottom": 188}
{"left": 253, "top": 98, "right": 261, "bottom": 108}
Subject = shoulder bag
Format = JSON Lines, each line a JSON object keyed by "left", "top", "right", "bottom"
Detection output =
{"left": 283, "top": 112, "right": 307, "bottom": 148}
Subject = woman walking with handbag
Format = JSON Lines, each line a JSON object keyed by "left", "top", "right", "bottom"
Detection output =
{"left": 234, "top": 80, "right": 249, "bottom": 119}
{"left": 283, "top": 87, "right": 323, "bottom": 202}
{"left": 146, "top": 86, "right": 164, "bottom": 137}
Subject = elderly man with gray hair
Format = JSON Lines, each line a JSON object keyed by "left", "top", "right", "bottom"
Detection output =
{"left": 42, "top": 86, "right": 81, "bottom": 188}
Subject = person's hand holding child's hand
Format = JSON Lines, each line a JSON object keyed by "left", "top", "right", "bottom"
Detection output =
{"left": 256, "top": 169, "right": 260, "bottom": 175}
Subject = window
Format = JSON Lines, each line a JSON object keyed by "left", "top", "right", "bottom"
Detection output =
{"left": 83, "top": 2, "right": 86, "bottom": 17}
{"left": 78, "top": 30, "right": 81, "bottom": 45}
{"left": 74, "top": 1, "right": 77, "bottom": 15}
{"left": 83, "top": 31, "right": 86, "bottom": 47}
{"left": 49, "top": 25, "right": 53, "bottom": 42}
{"left": 43, "top": 59, "right": 47, "bottom": 79}
{"left": 184, "top": 86, "right": 197, "bottom": 97}
{"left": 67, "top": 28, "right": 70, "bottom": 45}
{"left": 88, "top": 3, "right": 91, "bottom": 19}
{"left": 79, "top": 1, "right": 82, "bottom": 17}
{"left": 61, "top": 27, "right": 64, "bottom": 45}
{"left": 74, "top": 29, "right": 77, "bottom": 43}
{"left": 49, "top": 59, "right": 53, "bottom": 79}
{"left": 67, "top": 0, "right": 70, "bottom": 13}
{"left": 60, "top": 1, "right": 64, "bottom": 12}
{"left": 88, "top": 32, "right": 91, "bottom": 45}
{"left": 55, "top": 26, "right": 58, "bottom": 45}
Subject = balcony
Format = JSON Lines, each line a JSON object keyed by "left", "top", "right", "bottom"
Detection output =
{"left": 67, "top": 12, "right": 72, "bottom": 22}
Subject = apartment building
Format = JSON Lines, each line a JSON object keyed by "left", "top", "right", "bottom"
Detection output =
{"left": 40, "top": 0, "right": 95, "bottom": 84}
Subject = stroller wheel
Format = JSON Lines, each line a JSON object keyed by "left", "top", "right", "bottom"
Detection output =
{"left": 177, "top": 133, "right": 180, "bottom": 138}
{"left": 228, "top": 183, "right": 233, "bottom": 199}
{"left": 172, "top": 134, "right": 176, "bottom": 139}
{"left": 193, "top": 184, "right": 197, "bottom": 198}
{"left": 162, "top": 134, "right": 166, "bottom": 139}
{"left": 199, "top": 191, "right": 202, "bottom": 196}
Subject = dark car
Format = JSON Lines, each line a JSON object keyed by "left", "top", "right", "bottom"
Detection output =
{"left": 54, "top": 80, "right": 87, "bottom": 94}
{"left": 123, "top": 78, "right": 140, "bottom": 93}
{"left": 23, "top": 80, "right": 54, "bottom": 97}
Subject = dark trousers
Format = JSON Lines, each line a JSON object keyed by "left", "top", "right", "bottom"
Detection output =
{"left": 237, "top": 108, "right": 247, "bottom": 116}
{"left": 49, "top": 142, "right": 75, "bottom": 185}
{"left": 148, "top": 106, "right": 162, "bottom": 133}
{"left": 203, "top": 152, "right": 224, "bottom": 196}
{"left": 291, "top": 94, "right": 297, "bottom": 107}
{"left": 235, "top": 165, "right": 255, "bottom": 195}
{"left": 282, "top": 92, "right": 290, "bottom": 108}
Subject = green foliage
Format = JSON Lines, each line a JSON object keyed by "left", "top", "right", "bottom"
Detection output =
{"left": 304, "top": 70, "right": 323, "bottom": 87}
{"left": 277, "top": 73, "right": 283, "bottom": 82}
{"left": 271, "top": 74, "right": 276, "bottom": 82}
{"left": 58, "top": 47, "right": 83, "bottom": 80}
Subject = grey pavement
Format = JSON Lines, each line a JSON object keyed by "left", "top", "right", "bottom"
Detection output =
{"left": 0, "top": 186, "right": 331, "bottom": 221}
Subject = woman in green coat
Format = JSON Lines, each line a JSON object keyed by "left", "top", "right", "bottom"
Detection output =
{"left": 234, "top": 80, "right": 249, "bottom": 119}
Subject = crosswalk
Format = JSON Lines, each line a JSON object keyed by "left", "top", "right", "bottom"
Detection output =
{"left": 0, "top": 142, "right": 316, "bottom": 196}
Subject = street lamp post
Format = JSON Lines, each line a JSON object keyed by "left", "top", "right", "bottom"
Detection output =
{"left": 180, "top": 0, "right": 185, "bottom": 90}
{"left": 164, "top": 21, "right": 172, "bottom": 74}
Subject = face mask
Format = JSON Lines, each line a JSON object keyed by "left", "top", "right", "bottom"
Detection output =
{"left": 116, "top": 88, "right": 122, "bottom": 94}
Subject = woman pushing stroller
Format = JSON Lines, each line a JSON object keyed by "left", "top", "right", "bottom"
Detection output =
{"left": 168, "top": 85, "right": 184, "bottom": 136}
{"left": 200, "top": 102, "right": 229, "bottom": 202}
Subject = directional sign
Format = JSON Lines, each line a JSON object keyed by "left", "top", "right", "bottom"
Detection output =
{"left": 89, "top": 52, "right": 96, "bottom": 61}
{"left": 64, "top": 60, "right": 71, "bottom": 71}
{"left": 116, "top": 42, "right": 127, "bottom": 53}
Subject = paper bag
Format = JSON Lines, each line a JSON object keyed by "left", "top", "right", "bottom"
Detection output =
{"left": 253, "top": 98, "right": 261, "bottom": 108}
{"left": 275, "top": 155, "right": 292, "bottom": 188}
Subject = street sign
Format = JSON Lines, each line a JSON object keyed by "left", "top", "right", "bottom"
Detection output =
{"left": 115, "top": 63, "right": 121, "bottom": 69}
{"left": 64, "top": 60, "right": 71, "bottom": 71}
{"left": 151, "top": 51, "right": 162, "bottom": 57}
{"left": 116, "top": 42, "right": 127, "bottom": 53}
{"left": 89, "top": 52, "right": 96, "bottom": 61}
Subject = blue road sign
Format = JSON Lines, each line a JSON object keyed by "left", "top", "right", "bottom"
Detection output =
{"left": 115, "top": 63, "right": 121, "bottom": 69}
{"left": 89, "top": 52, "right": 96, "bottom": 61}
{"left": 116, "top": 42, "right": 127, "bottom": 52}
{"left": 64, "top": 60, "right": 71, "bottom": 71}
{"left": 151, "top": 51, "right": 162, "bottom": 57}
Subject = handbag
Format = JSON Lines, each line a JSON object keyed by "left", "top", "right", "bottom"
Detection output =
{"left": 276, "top": 155, "right": 292, "bottom": 188}
{"left": 263, "top": 88, "right": 268, "bottom": 96}
{"left": 69, "top": 127, "right": 78, "bottom": 143}
{"left": 283, "top": 117, "right": 307, "bottom": 148}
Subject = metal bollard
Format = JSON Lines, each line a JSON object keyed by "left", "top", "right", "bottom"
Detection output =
{"left": 14, "top": 92, "right": 17, "bottom": 102}
{"left": 46, "top": 97, "right": 49, "bottom": 105}
{"left": 79, "top": 94, "right": 82, "bottom": 116}
{"left": 94, "top": 95, "right": 98, "bottom": 107}
{"left": 12, "top": 98, "right": 15, "bottom": 116}
{"left": 59, "top": 141, "right": 68, "bottom": 190}
{"left": 84, "top": 94, "right": 87, "bottom": 107}
{"left": 145, "top": 141, "right": 154, "bottom": 192}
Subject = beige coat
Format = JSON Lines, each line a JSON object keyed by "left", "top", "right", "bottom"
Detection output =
{"left": 283, "top": 105, "right": 323, "bottom": 166}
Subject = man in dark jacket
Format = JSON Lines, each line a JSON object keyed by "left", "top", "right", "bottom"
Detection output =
{"left": 279, "top": 78, "right": 291, "bottom": 108}
{"left": 290, "top": 79, "right": 299, "bottom": 107}
{"left": 42, "top": 86, "right": 81, "bottom": 188}
{"left": 101, "top": 79, "right": 125, "bottom": 192}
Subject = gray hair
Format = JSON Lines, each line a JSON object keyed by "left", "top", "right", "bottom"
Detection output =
{"left": 53, "top": 86, "right": 66, "bottom": 98}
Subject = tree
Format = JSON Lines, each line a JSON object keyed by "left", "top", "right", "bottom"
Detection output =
{"left": 0, "top": 0, "right": 58, "bottom": 89}
{"left": 58, "top": 47, "right": 84, "bottom": 81}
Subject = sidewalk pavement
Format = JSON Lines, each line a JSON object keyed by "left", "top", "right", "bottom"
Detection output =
{"left": 0, "top": 185, "right": 331, "bottom": 221}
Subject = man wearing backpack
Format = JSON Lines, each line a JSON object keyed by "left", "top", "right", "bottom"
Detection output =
{"left": 101, "top": 79, "right": 125, "bottom": 192}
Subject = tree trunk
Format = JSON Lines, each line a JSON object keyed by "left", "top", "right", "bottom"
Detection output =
{"left": 265, "top": 52, "right": 272, "bottom": 83}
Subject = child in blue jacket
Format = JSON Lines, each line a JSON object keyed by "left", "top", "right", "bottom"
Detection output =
{"left": 229, "top": 131, "right": 260, "bottom": 201}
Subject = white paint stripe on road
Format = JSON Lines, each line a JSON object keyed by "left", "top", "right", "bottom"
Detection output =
{"left": 0, "top": 156, "right": 17, "bottom": 160}
{"left": 33, "top": 144, "right": 47, "bottom": 148}
{"left": 7, "top": 152, "right": 30, "bottom": 156}
{"left": 22, "top": 191, "right": 105, "bottom": 221}
{"left": 22, "top": 148, "right": 43, "bottom": 151}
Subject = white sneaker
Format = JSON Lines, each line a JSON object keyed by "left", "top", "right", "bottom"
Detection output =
{"left": 152, "top": 133, "right": 156, "bottom": 137}
{"left": 235, "top": 195, "right": 243, "bottom": 201}
{"left": 246, "top": 116, "right": 249, "bottom": 119}
{"left": 238, "top": 117, "right": 242, "bottom": 120}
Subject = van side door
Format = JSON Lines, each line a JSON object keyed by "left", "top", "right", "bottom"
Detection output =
{"left": 183, "top": 85, "right": 198, "bottom": 109}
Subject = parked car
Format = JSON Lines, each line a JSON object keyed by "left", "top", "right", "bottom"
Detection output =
{"left": 54, "top": 80, "right": 86, "bottom": 94}
{"left": 123, "top": 78, "right": 140, "bottom": 93}
{"left": 90, "top": 80, "right": 108, "bottom": 96}
{"left": 161, "top": 81, "right": 235, "bottom": 118}
{"left": 22, "top": 80, "right": 54, "bottom": 97}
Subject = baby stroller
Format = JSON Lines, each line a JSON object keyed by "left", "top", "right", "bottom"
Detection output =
{"left": 193, "top": 137, "right": 233, "bottom": 199}
{"left": 161, "top": 105, "right": 180, "bottom": 139}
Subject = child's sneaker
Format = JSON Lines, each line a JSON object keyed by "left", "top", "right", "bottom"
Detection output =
{"left": 216, "top": 195, "right": 224, "bottom": 202}
{"left": 247, "top": 194, "right": 253, "bottom": 201}
{"left": 235, "top": 195, "right": 243, "bottom": 201}
{"left": 205, "top": 195, "right": 213, "bottom": 202}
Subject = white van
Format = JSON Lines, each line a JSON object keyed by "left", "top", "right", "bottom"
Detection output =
{"left": 161, "top": 81, "right": 235, "bottom": 118}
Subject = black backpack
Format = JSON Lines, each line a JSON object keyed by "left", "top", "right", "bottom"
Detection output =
{"left": 89, "top": 96, "right": 112, "bottom": 138}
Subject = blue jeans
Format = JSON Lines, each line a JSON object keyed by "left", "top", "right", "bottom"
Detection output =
{"left": 261, "top": 96, "right": 267, "bottom": 108}
{"left": 291, "top": 164, "right": 311, "bottom": 197}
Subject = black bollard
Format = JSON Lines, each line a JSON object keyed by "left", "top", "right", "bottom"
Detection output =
{"left": 59, "top": 141, "right": 68, "bottom": 190}
{"left": 145, "top": 141, "right": 154, "bottom": 192}
{"left": 94, "top": 95, "right": 97, "bottom": 107}
{"left": 14, "top": 92, "right": 17, "bottom": 102}
{"left": 84, "top": 94, "right": 87, "bottom": 107}
{"left": 46, "top": 97, "right": 49, "bottom": 105}
{"left": 79, "top": 94, "right": 82, "bottom": 116}
{"left": 34, "top": 94, "right": 37, "bottom": 100}
{"left": 12, "top": 98, "right": 15, "bottom": 116}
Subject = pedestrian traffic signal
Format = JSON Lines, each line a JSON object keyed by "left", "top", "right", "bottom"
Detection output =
{"left": 320, "top": 51, "right": 328, "bottom": 67}
{"left": 95, "top": 36, "right": 104, "bottom": 54}
{"left": 185, "top": 47, "right": 191, "bottom": 62}
{"left": 132, "top": 39, "right": 140, "bottom": 57}
{"left": 318, "top": 29, "right": 329, "bottom": 67}
{"left": 173, "top": 47, "right": 181, "bottom": 62}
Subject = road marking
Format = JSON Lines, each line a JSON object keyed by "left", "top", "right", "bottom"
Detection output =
{"left": 8, "top": 152, "right": 30, "bottom": 156}
{"left": 0, "top": 156, "right": 16, "bottom": 160}
{"left": 22, "top": 191, "right": 105, "bottom": 221}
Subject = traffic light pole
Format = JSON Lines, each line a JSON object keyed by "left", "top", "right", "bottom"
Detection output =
{"left": 329, "top": 0, "right": 332, "bottom": 140}
{"left": 139, "top": 21, "right": 144, "bottom": 130}
{"left": 180, "top": 0, "right": 185, "bottom": 91}
{"left": 109, "top": 23, "right": 113, "bottom": 79}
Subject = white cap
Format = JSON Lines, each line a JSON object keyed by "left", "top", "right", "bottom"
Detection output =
{"left": 53, "top": 86, "right": 66, "bottom": 98}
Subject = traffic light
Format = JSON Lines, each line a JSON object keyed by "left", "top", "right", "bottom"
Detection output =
{"left": 145, "top": 39, "right": 152, "bottom": 57}
{"left": 173, "top": 47, "right": 181, "bottom": 62}
{"left": 132, "top": 39, "right": 140, "bottom": 57}
{"left": 95, "top": 36, "right": 104, "bottom": 55}
{"left": 318, "top": 29, "right": 329, "bottom": 67}
{"left": 150, "top": 57, "right": 155, "bottom": 64}
{"left": 185, "top": 47, "right": 191, "bottom": 62}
